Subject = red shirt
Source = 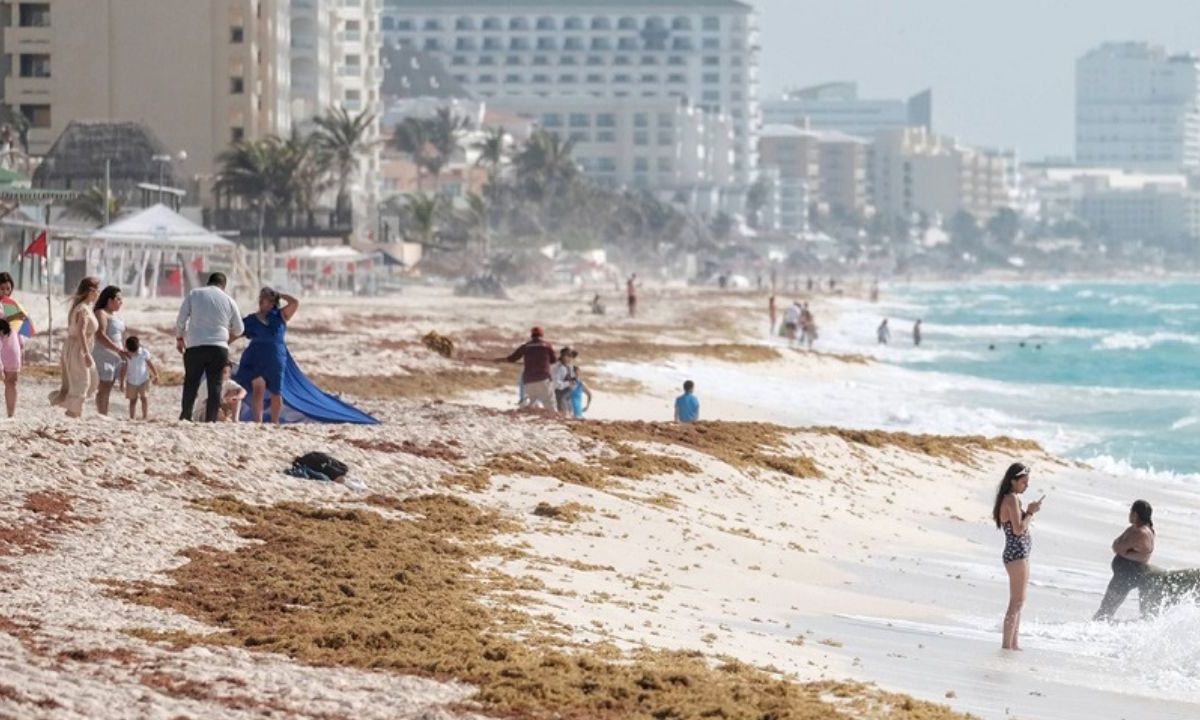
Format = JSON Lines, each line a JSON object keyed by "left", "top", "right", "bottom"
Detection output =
{"left": 507, "top": 340, "right": 555, "bottom": 383}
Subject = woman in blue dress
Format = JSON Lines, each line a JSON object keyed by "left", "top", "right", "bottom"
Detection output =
{"left": 234, "top": 287, "right": 377, "bottom": 425}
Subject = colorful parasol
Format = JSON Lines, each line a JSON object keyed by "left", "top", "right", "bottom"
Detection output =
{"left": 1, "top": 297, "right": 33, "bottom": 337}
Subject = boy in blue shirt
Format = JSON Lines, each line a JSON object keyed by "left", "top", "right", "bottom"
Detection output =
{"left": 674, "top": 380, "right": 700, "bottom": 423}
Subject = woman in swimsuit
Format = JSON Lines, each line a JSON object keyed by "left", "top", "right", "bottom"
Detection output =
{"left": 992, "top": 462, "right": 1043, "bottom": 650}
{"left": 1094, "top": 500, "right": 1155, "bottom": 621}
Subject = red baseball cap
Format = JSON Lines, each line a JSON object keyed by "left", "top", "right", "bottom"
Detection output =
{"left": 531, "top": 326, "right": 544, "bottom": 336}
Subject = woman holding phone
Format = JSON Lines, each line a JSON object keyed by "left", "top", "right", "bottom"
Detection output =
{"left": 992, "top": 463, "right": 1043, "bottom": 650}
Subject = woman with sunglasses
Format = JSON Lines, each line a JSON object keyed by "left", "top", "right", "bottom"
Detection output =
{"left": 992, "top": 463, "right": 1043, "bottom": 650}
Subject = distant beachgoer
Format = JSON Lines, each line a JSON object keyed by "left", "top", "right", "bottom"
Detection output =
{"left": 569, "top": 350, "right": 592, "bottom": 419}
{"left": 674, "top": 380, "right": 700, "bottom": 423}
{"left": 627, "top": 274, "right": 639, "bottom": 317}
{"left": 552, "top": 346, "right": 578, "bottom": 415}
{"left": 877, "top": 319, "right": 891, "bottom": 345}
{"left": 48, "top": 277, "right": 101, "bottom": 419}
{"left": 718, "top": 273, "right": 729, "bottom": 290}
{"left": 993, "top": 462, "right": 1043, "bottom": 650}
{"left": 913, "top": 319, "right": 923, "bottom": 347}
{"left": 768, "top": 295, "right": 777, "bottom": 335}
{"left": 93, "top": 285, "right": 131, "bottom": 416}
{"left": 869, "top": 280, "right": 880, "bottom": 303}
{"left": 591, "top": 294, "right": 606, "bottom": 315}
{"left": 1094, "top": 500, "right": 1155, "bottom": 622}
{"left": 123, "top": 336, "right": 159, "bottom": 420}
{"left": 0, "top": 272, "right": 28, "bottom": 417}
{"left": 782, "top": 302, "right": 801, "bottom": 345}
{"left": 801, "top": 303, "right": 817, "bottom": 349}
{"left": 828, "top": 278, "right": 837, "bottom": 293}
{"left": 176, "top": 272, "right": 244, "bottom": 422}
{"left": 806, "top": 277, "right": 814, "bottom": 292}
{"left": 497, "top": 326, "right": 555, "bottom": 411}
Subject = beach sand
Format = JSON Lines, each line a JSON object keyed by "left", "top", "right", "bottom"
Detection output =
{"left": 2, "top": 283, "right": 1197, "bottom": 719}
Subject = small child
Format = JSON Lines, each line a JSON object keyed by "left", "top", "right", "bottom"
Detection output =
{"left": 123, "top": 336, "right": 158, "bottom": 420}
{"left": 674, "top": 379, "right": 700, "bottom": 424}
{"left": 218, "top": 362, "right": 247, "bottom": 422}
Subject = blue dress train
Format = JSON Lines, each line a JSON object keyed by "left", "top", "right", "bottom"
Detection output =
{"left": 234, "top": 308, "right": 378, "bottom": 425}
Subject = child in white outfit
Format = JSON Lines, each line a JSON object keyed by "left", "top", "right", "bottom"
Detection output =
{"left": 123, "top": 336, "right": 159, "bottom": 419}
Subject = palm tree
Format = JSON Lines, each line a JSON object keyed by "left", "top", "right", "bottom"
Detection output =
{"left": 63, "top": 186, "right": 124, "bottom": 226}
{"left": 473, "top": 127, "right": 506, "bottom": 180}
{"left": 0, "top": 105, "right": 29, "bottom": 157}
{"left": 392, "top": 117, "right": 430, "bottom": 191}
{"left": 514, "top": 130, "right": 578, "bottom": 204}
{"left": 401, "top": 192, "right": 443, "bottom": 248}
{"left": 214, "top": 136, "right": 314, "bottom": 280}
{"left": 312, "top": 107, "right": 376, "bottom": 227}
{"left": 422, "top": 107, "right": 472, "bottom": 188}
{"left": 459, "top": 192, "right": 490, "bottom": 260}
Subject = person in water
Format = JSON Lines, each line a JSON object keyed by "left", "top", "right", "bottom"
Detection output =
{"left": 993, "top": 462, "right": 1043, "bottom": 650}
{"left": 1093, "top": 500, "right": 1155, "bottom": 621}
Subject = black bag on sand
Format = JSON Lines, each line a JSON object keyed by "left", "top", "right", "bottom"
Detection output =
{"left": 293, "top": 452, "right": 348, "bottom": 481}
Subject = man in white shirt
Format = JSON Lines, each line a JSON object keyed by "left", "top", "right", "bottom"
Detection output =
{"left": 175, "top": 272, "right": 244, "bottom": 422}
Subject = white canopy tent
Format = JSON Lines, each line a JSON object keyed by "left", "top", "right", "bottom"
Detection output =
{"left": 278, "top": 245, "right": 380, "bottom": 295}
{"left": 88, "top": 204, "right": 244, "bottom": 297}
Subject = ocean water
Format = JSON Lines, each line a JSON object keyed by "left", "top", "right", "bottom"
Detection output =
{"left": 828, "top": 281, "right": 1200, "bottom": 476}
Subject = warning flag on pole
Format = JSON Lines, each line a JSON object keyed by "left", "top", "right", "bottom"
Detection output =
{"left": 23, "top": 230, "right": 47, "bottom": 258}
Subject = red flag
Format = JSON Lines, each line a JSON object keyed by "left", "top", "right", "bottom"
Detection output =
{"left": 286, "top": 256, "right": 299, "bottom": 272}
{"left": 322, "top": 264, "right": 334, "bottom": 276}
{"left": 23, "top": 230, "right": 47, "bottom": 258}
{"left": 191, "top": 257, "right": 205, "bottom": 272}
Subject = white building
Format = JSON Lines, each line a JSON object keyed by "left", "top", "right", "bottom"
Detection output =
{"left": 380, "top": 0, "right": 758, "bottom": 212}
{"left": 1076, "top": 43, "right": 1200, "bottom": 173}
{"left": 1023, "top": 165, "right": 1188, "bottom": 222}
{"left": 763, "top": 82, "right": 932, "bottom": 137}
{"left": 290, "top": 0, "right": 385, "bottom": 239}
{"left": 1077, "top": 184, "right": 1200, "bottom": 244}
{"left": 492, "top": 95, "right": 734, "bottom": 215}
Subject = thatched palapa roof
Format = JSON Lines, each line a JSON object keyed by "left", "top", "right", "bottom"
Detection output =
{"left": 32, "top": 120, "right": 182, "bottom": 193}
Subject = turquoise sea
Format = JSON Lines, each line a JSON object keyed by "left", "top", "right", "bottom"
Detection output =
{"left": 872, "top": 282, "right": 1200, "bottom": 475}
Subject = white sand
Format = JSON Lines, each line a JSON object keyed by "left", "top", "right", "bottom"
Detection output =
{"left": 1, "top": 285, "right": 1197, "bottom": 719}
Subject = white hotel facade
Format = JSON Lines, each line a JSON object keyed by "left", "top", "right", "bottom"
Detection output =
{"left": 380, "top": 0, "right": 759, "bottom": 213}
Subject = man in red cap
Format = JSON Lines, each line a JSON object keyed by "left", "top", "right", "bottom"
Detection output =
{"left": 496, "top": 326, "right": 556, "bottom": 410}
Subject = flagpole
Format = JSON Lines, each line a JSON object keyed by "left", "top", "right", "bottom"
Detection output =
{"left": 44, "top": 205, "right": 52, "bottom": 359}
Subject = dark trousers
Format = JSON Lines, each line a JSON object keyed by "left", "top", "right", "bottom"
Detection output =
{"left": 1094, "top": 555, "right": 1149, "bottom": 621}
{"left": 180, "top": 345, "right": 229, "bottom": 422}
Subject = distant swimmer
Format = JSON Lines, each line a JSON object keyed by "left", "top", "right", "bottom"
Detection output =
{"left": 913, "top": 319, "right": 923, "bottom": 347}
{"left": 993, "top": 463, "right": 1043, "bottom": 650}
{"left": 988, "top": 344, "right": 996, "bottom": 351}
{"left": 877, "top": 319, "right": 891, "bottom": 345}
{"left": 1094, "top": 500, "right": 1155, "bottom": 622}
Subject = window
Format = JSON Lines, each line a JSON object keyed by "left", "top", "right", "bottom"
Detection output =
{"left": 565, "top": 16, "right": 584, "bottom": 30}
{"left": 484, "top": 38, "right": 503, "bottom": 50}
{"left": 596, "top": 131, "right": 616, "bottom": 143}
{"left": 591, "top": 38, "right": 611, "bottom": 51}
{"left": 596, "top": 157, "right": 617, "bottom": 172}
{"left": 634, "top": 131, "right": 649, "bottom": 146}
{"left": 451, "top": 56, "right": 468, "bottom": 66}
{"left": 569, "top": 131, "right": 589, "bottom": 143}
{"left": 672, "top": 17, "right": 692, "bottom": 30}
{"left": 393, "top": 19, "right": 412, "bottom": 31}
{"left": 478, "top": 56, "right": 496, "bottom": 65}
{"left": 703, "top": 90, "right": 720, "bottom": 102}
{"left": 587, "top": 55, "right": 605, "bottom": 66}
{"left": 704, "top": 72, "right": 719, "bottom": 83}
{"left": 703, "top": 38, "right": 720, "bottom": 49}
{"left": 613, "top": 56, "right": 631, "bottom": 66}
{"left": 703, "top": 56, "right": 720, "bottom": 66}
{"left": 18, "top": 3, "right": 50, "bottom": 27}
{"left": 542, "top": 113, "right": 563, "bottom": 127}
{"left": 634, "top": 157, "right": 649, "bottom": 172}
{"left": 672, "top": 38, "right": 693, "bottom": 51}
{"left": 569, "top": 113, "right": 590, "bottom": 127}
{"left": 618, "top": 38, "right": 638, "bottom": 51}
{"left": 536, "top": 16, "right": 555, "bottom": 30}
{"left": 591, "top": 17, "right": 611, "bottom": 30}
{"left": 560, "top": 56, "right": 577, "bottom": 66}
{"left": 454, "top": 17, "right": 474, "bottom": 30}
{"left": 478, "top": 74, "right": 496, "bottom": 83}
{"left": 658, "top": 130, "right": 673, "bottom": 145}
{"left": 702, "top": 16, "right": 720, "bottom": 31}
{"left": 586, "top": 74, "right": 604, "bottom": 84}
{"left": 505, "top": 74, "right": 522, "bottom": 83}
{"left": 668, "top": 73, "right": 685, "bottom": 83}
{"left": 641, "top": 55, "right": 658, "bottom": 65}
{"left": 382, "top": 16, "right": 395, "bottom": 30}
{"left": 483, "top": 16, "right": 502, "bottom": 30}
{"left": 537, "top": 37, "right": 556, "bottom": 50}
{"left": 509, "top": 38, "right": 529, "bottom": 50}
{"left": 657, "top": 113, "right": 674, "bottom": 127}
{"left": 18, "top": 54, "right": 50, "bottom": 78}
{"left": 559, "top": 74, "right": 577, "bottom": 83}
{"left": 668, "top": 56, "right": 685, "bottom": 66}
{"left": 533, "top": 74, "right": 551, "bottom": 84}
{"left": 533, "top": 55, "right": 549, "bottom": 65}
{"left": 634, "top": 113, "right": 649, "bottom": 127}
{"left": 564, "top": 38, "right": 584, "bottom": 51}
{"left": 506, "top": 55, "right": 523, "bottom": 65}
{"left": 641, "top": 74, "right": 658, "bottom": 83}
{"left": 422, "top": 19, "right": 441, "bottom": 30}
{"left": 230, "top": 76, "right": 245, "bottom": 94}
{"left": 456, "top": 38, "right": 475, "bottom": 51}
{"left": 423, "top": 38, "right": 441, "bottom": 51}
{"left": 231, "top": 26, "right": 245, "bottom": 43}
{"left": 614, "top": 73, "right": 632, "bottom": 84}
{"left": 231, "top": 126, "right": 245, "bottom": 143}
{"left": 596, "top": 113, "right": 616, "bottom": 127}
{"left": 509, "top": 17, "right": 529, "bottom": 30}
{"left": 617, "top": 17, "right": 637, "bottom": 30}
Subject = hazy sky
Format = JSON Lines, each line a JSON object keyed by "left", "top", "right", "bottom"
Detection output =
{"left": 754, "top": 0, "right": 1200, "bottom": 160}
